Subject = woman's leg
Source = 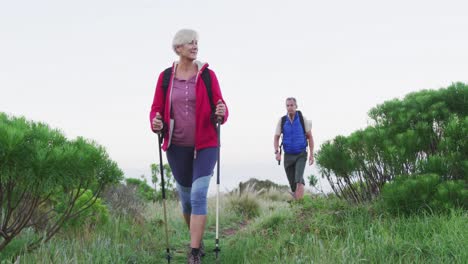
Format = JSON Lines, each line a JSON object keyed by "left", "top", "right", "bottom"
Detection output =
{"left": 190, "top": 147, "right": 217, "bottom": 249}
{"left": 166, "top": 145, "right": 194, "bottom": 228}
{"left": 189, "top": 175, "right": 211, "bottom": 248}
{"left": 176, "top": 182, "right": 192, "bottom": 228}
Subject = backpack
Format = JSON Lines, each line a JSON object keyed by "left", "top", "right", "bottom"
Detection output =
{"left": 162, "top": 67, "right": 216, "bottom": 124}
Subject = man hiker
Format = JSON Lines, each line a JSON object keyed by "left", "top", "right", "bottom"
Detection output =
{"left": 273, "top": 97, "right": 314, "bottom": 200}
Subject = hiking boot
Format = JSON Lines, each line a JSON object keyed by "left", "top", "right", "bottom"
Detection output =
{"left": 200, "top": 240, "right": 205, "bottom": 257}
{"left": 186, "top": 241, "right": 205, "bottom": 258}
{"left": 187, "top": 250, "right": 201, "bottom": 264}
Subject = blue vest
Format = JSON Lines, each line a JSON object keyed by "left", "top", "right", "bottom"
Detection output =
{"left": 282, "top": 113, "right": 307, "bottom": 154}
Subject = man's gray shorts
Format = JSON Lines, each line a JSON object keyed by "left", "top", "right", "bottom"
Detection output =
{"left": 284, "top": 150, "right": 307, "bottom": 192}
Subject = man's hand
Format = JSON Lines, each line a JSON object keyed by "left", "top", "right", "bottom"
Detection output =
{"left": 309, "top": 154, "right": 314, "bottom": 165}
{"left": 152, "top": 112, "right": 163, "bottom": 132}
{"left": 275, "top": 152, "right": 281, "bottom": 162}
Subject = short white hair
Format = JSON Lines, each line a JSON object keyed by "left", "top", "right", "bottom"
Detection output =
{"left": 172, "top": 29, "right": 199, "bottom": 55}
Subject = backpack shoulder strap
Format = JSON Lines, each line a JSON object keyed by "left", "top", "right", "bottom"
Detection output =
{"left": 281, "top": 115, "right": 287, "bottom": 134}
{"left": 200, "top": 68, "right": 218, "bottom": 126}
{"left": 297, "top": 110, "right": 308, "bottom": 147}
{"left": 162, "top": 67, "right": 172, "bottom": 95}
{"left": 201, "top": 68, "right": 215, "bottom": 114}
{"left": 297, "top": 110, "right": 306, "bottom": 135}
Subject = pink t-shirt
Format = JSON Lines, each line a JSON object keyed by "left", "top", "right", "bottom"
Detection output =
{"left": 170, "top": 75, "right": 197, "bottom": 146}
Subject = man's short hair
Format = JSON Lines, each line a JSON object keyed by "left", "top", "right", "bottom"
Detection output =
{"left": 286, "top": 97, "right": 297, "bottom": 107}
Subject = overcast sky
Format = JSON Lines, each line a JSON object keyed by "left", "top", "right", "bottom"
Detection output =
{"left": 1, "top": 0, "right": 467, "bottom": 194}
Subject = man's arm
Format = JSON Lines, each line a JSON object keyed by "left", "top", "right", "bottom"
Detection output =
{"left": 306, "top": 130, "right": 314, "bottom": 165}
{"left": 274, "top": 134, "right": 281, "bottom": 162}
{"left": 274, "top": 134, "right": 280, "bottom": 153}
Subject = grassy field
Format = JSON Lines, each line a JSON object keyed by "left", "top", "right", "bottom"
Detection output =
{"left": 1, "top": 188, "right": 466, "bottom": 264}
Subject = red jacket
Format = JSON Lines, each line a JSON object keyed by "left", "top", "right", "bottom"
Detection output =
{"left": 149, "top": 61, "right": 229, "bottom": 151}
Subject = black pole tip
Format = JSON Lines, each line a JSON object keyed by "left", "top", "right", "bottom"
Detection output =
{"left": 166, "top": 248, "right": 171, "bottom": 263}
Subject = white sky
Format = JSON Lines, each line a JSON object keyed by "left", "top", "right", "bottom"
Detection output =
{"left": 1, "top": 0, "right": 468, "bottom": 194}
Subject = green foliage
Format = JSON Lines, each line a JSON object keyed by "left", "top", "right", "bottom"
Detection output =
{"left": 150, "top": 163, "right": 176, "bottom": 200}
{"left": 316, "top": 83, "right": 468, "bottom": 203}
{"left": 227, "top": 186, "right": 261, "bottom": 219}
{"left": 223, "top": 195, "right": 468, "bottom": 263}
{"left": 6, "top": 192, "right": 468, "bottom": 263}
{"left": 258, "top": 188, "right": 290, "bottom": 202}
{"left": 380, "top": 174, "right": 467, "bottom": 215}
{"left": 431, "top": 180, "right": 468, "bottom": 211}
{"left": 258, "top": 213, "right": 288, "bottom": 231}
{"left": 56, "top": 189, "right": 109, "bottom": 229}
{"left": 125, "top": 177, "right": 155, "bottom": 202}
{"left": 380, "top": 174, "right": 440, "bottom": 214}
{"left": 0, "top": 113, "right": 123, "bottom": 251}
{"left": 307, "top": 174, "right": 318, "bottom": 187}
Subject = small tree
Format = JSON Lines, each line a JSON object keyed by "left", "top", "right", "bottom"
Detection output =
{"left": 125, "top": 177, "right": 155, "bottom": 202}
{"left": 315, "top": 83, "right": 468, "bottom": 203}
{"left": 0, "top": 113, "right": 123, "bottom": 251}
{"left": 151, "top": 163, "right": 176, "bottom": 200}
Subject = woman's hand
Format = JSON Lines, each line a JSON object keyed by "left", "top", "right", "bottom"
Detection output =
{"left": 215, "top": 100, "right": 226, "bottom": 121}
{"left": 152, "top": 112, "right": 164, "bottom": 132}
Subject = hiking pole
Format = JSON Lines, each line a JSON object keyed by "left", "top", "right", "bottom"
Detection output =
{"left": 157, "top": 132, "right": 171, "bottom": 263}
{"left": 214, "top": 117, "right": 222, "bottom": 260}
{"left": 278, "top": 142, "right": 282, "bottom": 165}
{"left": 278, "top": 146, "right": 282, "bottom": 165}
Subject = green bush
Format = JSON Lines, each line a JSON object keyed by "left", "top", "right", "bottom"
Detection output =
{"left": 125, "top": 178, "right": 155, "bottom": 202}
{"left": 316, "top": 83, "right": 468, "bottom": 203}
{"left": 0, "top": 113, "right": 122, "bottom": 251}
{"left": 380, "top": 174, "right": 466, "bottom": 214}
{"left": 56, "top": 189, "right": 109, "bottom": 229}
{"left": 431, "top": 180, "right": 468, "bottom": 211}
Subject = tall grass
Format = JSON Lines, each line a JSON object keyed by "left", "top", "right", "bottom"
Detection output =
{"left": 222, "top": 196, "right": 468, "bottom": 264}
{"left": 3, "top": 188, "right": 466, "bottom": 263}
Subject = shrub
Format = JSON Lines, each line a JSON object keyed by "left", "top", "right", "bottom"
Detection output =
{"left": 55, "top": 189, "right": 109, "bottom": 230}
{"left": 125, "top": 178, "right": 155, "bottom": 202}
{"left": 227, "top": 184, "right": 261, "bottom": 219}
{"left": 316, "top": 83, "right": 468, "bottom": 203}
{"left": 0, "top": 113, "right": 123, "bottom": 251}
{"left": 259, "top": 188, "right": 290, "bottom": 202}
{"left": 380, "top": 174, "right": 466, "bottom": 214}
{"left": 101, "top": 183, "right": 145, "bottom": 220}
{"left": 431, "top": 180, "right": 467, "bottom": 211}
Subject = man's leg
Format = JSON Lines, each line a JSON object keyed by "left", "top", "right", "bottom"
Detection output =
{"left": 284, "top": 153, "right": 297, "bottom": 198}
{"left": 294, "top": 151, "right": 307, "bottom": 199}
{"left": 295, "top": 182, "right": 305, "bottom": 199}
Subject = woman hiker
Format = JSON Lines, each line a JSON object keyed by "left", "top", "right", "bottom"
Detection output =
{"left": 149, "top": 29, "right": 228, "bottom": 263}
